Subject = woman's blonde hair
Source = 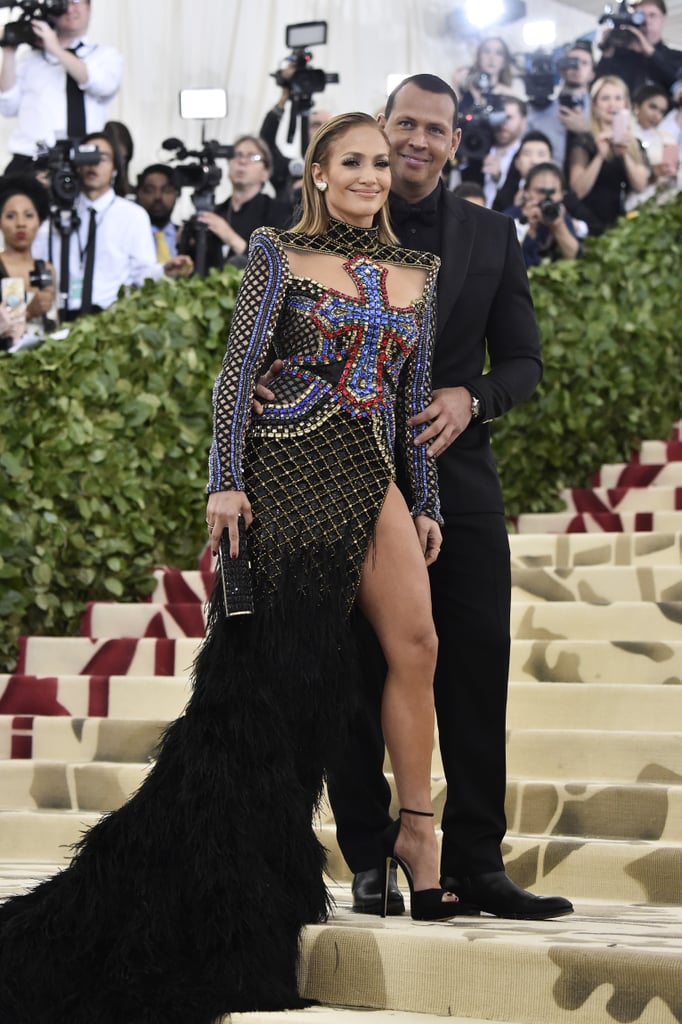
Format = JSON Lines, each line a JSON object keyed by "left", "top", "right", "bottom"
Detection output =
{"left": 293, "top": 111, "right": 398, "bottom": 244}
{"left": 589, "top": 75, "right": 644, "bottom": 164}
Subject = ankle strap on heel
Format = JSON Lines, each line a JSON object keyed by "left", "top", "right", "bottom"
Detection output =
{"left": 399, "top": 807, "right": 434, "bottom": 818}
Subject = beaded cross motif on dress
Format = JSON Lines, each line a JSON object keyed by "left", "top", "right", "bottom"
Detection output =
{"left": 273, "top": 256, "right": 416, "bottom": 420}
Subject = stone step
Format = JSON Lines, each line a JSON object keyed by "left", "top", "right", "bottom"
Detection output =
{"left": 0, "top": 673, "right": 189, "bottom": 721}
{"left": 24, "top": 715, "right": 166, "bottom": 763}
{"left": 2, "top": 808, "right": 680, "bottom": 907}
{"left": 0, "top": 759, "right": 150, "bottom": 811}
{"left": 80, "top": 600, "right": 206, "bottom": 638}
{"left": 17, "top": 635, "right": 201, "bottom": 677}
{"left": 150, "top": 568, "right": 212, "bottom": 604}
{"left": 82, "top": 602, "right": 205, "bottom": 638}
{"left": 5, "top": 677, "right": 679, "bottom": 734}
{"left": 16, "top": 635, "right": 682, "bottom": 685}
{"left": 504, "top": 728, "right": 682, "bottom": 783}
{"left": 3, "top": 759, "right": 681, "bottom": 844}
{"left": 149, "top": 564, "right": 682, "bottom": 606}
{"left": 639, "top": 438, "right": 682, "bottom": 463}
{"left": 515, "top": 510, "right": 682, "bottom": 534}
{"left": 507, "top": 681, "right": 682, "bottom": 731}
{"left": 511, "top": 566, "right": 682, "bottom": 603}
{"left": 510, "top": 602, "right": 682, "bottom": 641}
{"left": 560, "top": 486, "right": 682, "bottom": 513}
{"left": 299, "top": 898, "right": 682, "bottom": 1023}
{"left": 322, "top": 827, "right": 682, "bottom": 906}
{"left": 593, "top": 462, "right": 682, "bottom": 488}
{"left": 78, "top": 599, "right": 682, "bottom": 642}
{"left": 510, "top": 639, "right": 682, "bottom": 684}
{"left": 1, "top": 860, "right": 679, "bottom": 1024}
{"left": 509, "top": 531, "right": 682, "bottom": 567}
{"left": 10, "top": 715, "right": 681, "bottom": 785}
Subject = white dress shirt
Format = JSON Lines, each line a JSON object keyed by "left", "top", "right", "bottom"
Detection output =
{"left": 484, "top": 144, "right": 520, "bottom": 209}
{"left": 34, "top": 190, "right": 163, "bottom": 314}
{"left": 0, "top": 36, "right": 123, "bottom": 157}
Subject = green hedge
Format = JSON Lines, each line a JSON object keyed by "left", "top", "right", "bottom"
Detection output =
{"left": 0, "top": 267, "right": 241, "bottom": 671}
{"left": 495, "top": 194, "right": 682, "bottom": 518}
{"left": 1, "top": 197, "right": 680, "bottom": 671}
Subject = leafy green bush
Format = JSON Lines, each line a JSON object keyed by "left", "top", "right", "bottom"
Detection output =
{"left": 1, "top": 197, "right": 680, "bottom": 670}
{"left": 0, "top": 267, "right": 241, "bottom": 671}
{"left": 495, "top": 194, "right": 682, "bottom": 519}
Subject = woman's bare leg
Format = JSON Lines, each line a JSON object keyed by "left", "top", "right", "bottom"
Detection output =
{"left": 355, "top": 483, "right": 454, "bottom": 898}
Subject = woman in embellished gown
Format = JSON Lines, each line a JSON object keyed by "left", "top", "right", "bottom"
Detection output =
{"left": 0, "top": 112, "right": 457, "bottom": 1024}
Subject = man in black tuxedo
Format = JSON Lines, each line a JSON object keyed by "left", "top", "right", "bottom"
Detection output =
{"left": 327, "top": 74, "right": 573, "bottom": 920}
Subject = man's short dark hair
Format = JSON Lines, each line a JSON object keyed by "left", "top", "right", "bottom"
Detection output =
{"left": 517, "top": 130, "right": 554, "bottom": 156}
{"left": 452, "top": 181, "right": 485, "bottom": 201}
{"left": 503, "top": 95, "right": 528, "bottom": 118}
{"left": 568, "top": 40, "right": 595, "bottom": 62}
{"left": 636, "top": 0, "right": 666, "bottom": 14}
{"left": 384, "top": 74, "right": 459, "bottom": 128}
{"left": 632, "top": 83, "right": 670, "bottom": 106}
{"left": 137, "top": 164, "right": 179, "bottom": 191}
{"left": 525, "top": 161, "right": 566, "bottom": 191}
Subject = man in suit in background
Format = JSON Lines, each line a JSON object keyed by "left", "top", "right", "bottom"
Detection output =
{"left": 327, "top": 74, "right": 573, "bottom": 920}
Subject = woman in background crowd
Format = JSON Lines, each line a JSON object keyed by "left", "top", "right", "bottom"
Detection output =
{"left": 179, "top": 134, "right": 292, "bottom": 272}
{"left": 454, "top": 36, "right": 521, "bottom": 116}
{"left": 0, "top": 174, "right": 56, "bottom": 347}
{"left": 627, "top": 83, "right": 679, "bottom": 206}
{"left": 567, "top": 75, "right": 649, "bottom": 228}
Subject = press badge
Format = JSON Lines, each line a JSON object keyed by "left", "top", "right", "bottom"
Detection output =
{"left": 69, "top": 275, "right": 83, "bottom": 304}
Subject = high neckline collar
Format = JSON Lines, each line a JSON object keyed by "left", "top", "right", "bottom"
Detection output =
{"left": 326, "top": 218, "right": 379, "bottom": 247}
{"left": 287, "top": 217, "right": 380, "bottom": 258}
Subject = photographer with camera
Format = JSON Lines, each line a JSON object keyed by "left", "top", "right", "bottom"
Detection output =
{"left": 178, "top": 135, "right": 292, "bottom": 273}
{"left": 481, "top": 95, "right": 528, "bottom": 207}
{"left": 33, "top": 131, "right": 190, "bottom": 320}
{"left": 595, "top": 0, "right": 682, "bottom": 96}
{"left": 527, "top": 42, "right": 596, "bottom": 169}
{"left": 454, "top": 36, "right": 522, "bottom": 117}
{"left": 503, "top": 161, "right": 582, "bottom": 267}
{"left": 0, "top": 0, "right": 122, "bottom": 175}
{"left": 0, "top": 172, "right": 56, "bottom": 347}
{"left": 261, "top": 61, "right": 332, "bottom": 203}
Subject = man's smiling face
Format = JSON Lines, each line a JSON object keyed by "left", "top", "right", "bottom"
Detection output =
{"left": 380, "top": 82, "right": 460, "bottom": 201}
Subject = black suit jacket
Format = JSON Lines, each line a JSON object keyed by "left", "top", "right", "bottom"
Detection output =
{"left": 425, "top": 190, "right": 542, "bottom": 517}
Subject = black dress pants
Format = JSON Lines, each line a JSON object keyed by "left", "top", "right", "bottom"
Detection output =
{"left": 327, "top": 512, "right": 511, "bottom": 878}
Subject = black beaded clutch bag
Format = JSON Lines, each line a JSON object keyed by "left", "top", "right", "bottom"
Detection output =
{"left": 218, "top": 518, "right": 254, "bottom": 617}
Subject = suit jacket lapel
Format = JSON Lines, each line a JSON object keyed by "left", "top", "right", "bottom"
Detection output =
{"left": 436, "top": 191, "right": 476, "bottom": 341}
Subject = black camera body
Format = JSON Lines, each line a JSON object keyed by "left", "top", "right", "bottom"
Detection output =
{"left": 537, "top": 187, "right": 562, "bottom": 222}
{"left": 0, "top": 0, "right": 68, "bottom": 49}
{"left": 34, "top": 138, "right": 101, "bottom": 210}
{"left": 272, "top": 22, "right": 339, "bottom": 153}
{"left": 520, "top": 51, "right": 558, "bottom": 109}
{"left": 273, "top": 21, "right": 338, "bottom": 103}
{"left": 558, "top": 90, "right": 586, "bottom": 110}
{"left": 28, "top": 258, "right": 53, "bottom": 291}
{"left": 599, "top": 1, "right": 646, "bottom": 48}
{"left": 458, "top": 80, "right": 507, "bottom": 163}
{"left": 161, "top": 138, "right": 233, "bottom": 213}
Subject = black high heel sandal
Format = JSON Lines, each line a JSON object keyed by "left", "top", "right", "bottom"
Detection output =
{"left": 381, "top": 807, "right": 459, "bottom": 921}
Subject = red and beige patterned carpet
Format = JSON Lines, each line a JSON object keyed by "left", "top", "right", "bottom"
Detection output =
{"left": 1, "top": 424, "right": 681, "bottom": 1024}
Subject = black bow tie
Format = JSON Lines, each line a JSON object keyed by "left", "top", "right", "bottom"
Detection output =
{"left": 390, "top": 194, "right": 439, "bottom": 227}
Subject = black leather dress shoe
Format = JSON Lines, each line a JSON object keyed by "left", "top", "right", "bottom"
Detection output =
{"left": 351, "top": 867, "right": 405, "bottom": 915}
{"left": 441, "top": 870, "right": 574, "bottom": 920}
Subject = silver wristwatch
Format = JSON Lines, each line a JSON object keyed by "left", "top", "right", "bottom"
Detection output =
{"left": 470, "top": 394, "right": 482, "bottom": 420}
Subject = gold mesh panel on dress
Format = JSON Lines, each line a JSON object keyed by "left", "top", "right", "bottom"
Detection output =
{"left": 244, "top": 410, "right": 392, "bottom": 609}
